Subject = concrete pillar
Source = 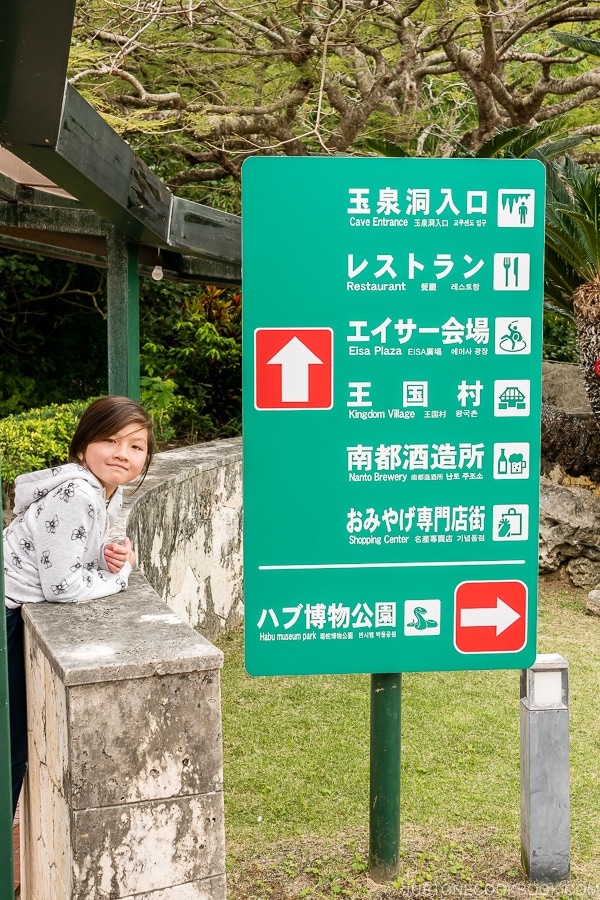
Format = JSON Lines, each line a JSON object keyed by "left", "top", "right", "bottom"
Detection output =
{"left": 520, "top": 653, "right": 570, "bottom": 883}
{"left": 20, "top": 577, "right": 226, "bottom": 899}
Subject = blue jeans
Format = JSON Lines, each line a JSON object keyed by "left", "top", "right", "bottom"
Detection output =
{"left": 6, "top": 606, "right": 27, "bottom": 818}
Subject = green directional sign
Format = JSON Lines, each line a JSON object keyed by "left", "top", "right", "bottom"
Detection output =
{"left": 242, "top": 157, "right": 545, "bottom": 676}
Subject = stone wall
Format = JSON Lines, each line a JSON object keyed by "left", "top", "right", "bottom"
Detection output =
{"left": 125, "top": 438, "right": 243, "bottom": 638}
{"left": 19, "top": 439, "right": 243, "bottom": 899}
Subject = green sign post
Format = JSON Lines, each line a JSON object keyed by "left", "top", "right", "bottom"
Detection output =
{"left": 242, "top": 157, "right": 545, "bottom": 879}
{"left": 243, "top": 157, "right": 544, "bottom": 678}
{"left": 0, "top": 467, "right": 15, "bottom": 899}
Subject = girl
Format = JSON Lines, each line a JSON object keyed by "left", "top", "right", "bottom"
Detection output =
{"left": 3, "top": 396, "right": 156, "bottom": 816}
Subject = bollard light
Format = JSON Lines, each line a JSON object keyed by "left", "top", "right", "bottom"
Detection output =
{"left": 521, "top": 653, "right": 568, "bottom": 709}
{"left": 520, "top": 653, "right": 570, "bottom": 883}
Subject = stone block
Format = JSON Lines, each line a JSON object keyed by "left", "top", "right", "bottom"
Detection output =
{"left": 586, "top": 589, "right": 600, "bottom": 617}
{"left": 539, "top": 477, "right": 600, "bottom": 578}
{"left": 69, "top": 668, "right": 222, "bottom": 809}
{"left": 118, "top": 878, "right": 227, "bottom": 899}
{"left": 72, "top": 794, "right": 224, "bottom": 897}
{"left": 22, "top": 582, "right": 225, "bottom": 899}
{"left": 542, "top": 360, "right": 590, "bottom": 415}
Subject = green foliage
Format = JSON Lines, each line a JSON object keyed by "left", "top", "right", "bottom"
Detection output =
{"left": 0, "top": 248, "right": 108, "bottom": 417}
{"left": 140, "top": 281, "right": 242, "bottom": 440}
{"left": 545, "top": 156, "right": 600, "bottom": 312}
{"left": 140, "top": 375, "right": 178, "bottom": 444}
{"left": 69, "top": 0, "right": 600, "bottom": 195}
{"left": 0, "top": 399, "right": 91, "bottom": 500}
{"left": 363, "top": 120, "right": 584, "bottom": 163}
{"left": 0, "top": 247, "right": 243, "bottom": 444}
{"left": 543, "top": 311, "right": 579, "bottom": 363}
{"left": 550, "top": 31, "right": 600, "bottom": 59}
{"left": 0, "top": 372, "right": 38, "bottom": 418}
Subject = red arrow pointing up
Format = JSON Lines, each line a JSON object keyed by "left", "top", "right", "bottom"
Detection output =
{"left": 255, "top": 328, "right": 333, "bottom": 410}
{"left": 267, "top": 337, "right": 324, "bottom": 403}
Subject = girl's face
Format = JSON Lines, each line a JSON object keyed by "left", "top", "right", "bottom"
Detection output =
{"left": 81, "top": 423, "right": 149, "bottom": 497}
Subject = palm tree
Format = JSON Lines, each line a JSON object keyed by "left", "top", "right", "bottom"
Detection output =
{"left": 545, "top": 156, "right": 600, "bottom": 417}
{"left": 543, "top": 33, "right": 600, "bottom": 421}
{"left": 539, "top": 153, "right": 600, "bottom": 481}
{"left": 361, "top": 118, "right": 582, "bottom": 163}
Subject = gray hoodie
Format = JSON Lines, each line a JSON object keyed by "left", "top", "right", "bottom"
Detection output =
{"left": 3, "top": 463, "right": 131, "bottom": 606}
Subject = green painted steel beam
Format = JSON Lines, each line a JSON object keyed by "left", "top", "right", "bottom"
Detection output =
{"left": 0, "top": 0, "right": 76, "bottom": 148}
{"left": 369, "top": 673, "right": 402, "bottom": 882}
{"left": 106, "top": 230, "right": 140, "bottom": 401}
{"left": 0, "top": 0, "right": 241, "bottom": 275}
{"left": 4, "top": 84, "right": 241, "bottom": 265}
{"left": 0, "top": 471, "right": 14, "bottom": 900}
{"left": 0, "top": 201, "right": 102, "bottom": 234}
{"left": 171, "top": 198, "right": 241, "bottom": 265}
{"left": 0, "top": 201, "right": 241, "bottom": 285}
{"left": 7, "top": 84, "right": 171, "bottom": 246}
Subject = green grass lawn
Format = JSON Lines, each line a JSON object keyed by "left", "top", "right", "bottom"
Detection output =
{"left": 218, "top": 576, "right": 600, "bottom": 899}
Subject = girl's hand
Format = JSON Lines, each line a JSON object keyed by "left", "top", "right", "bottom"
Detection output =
{"left": 104, "top": 537, "right": 136, "bottom": 573}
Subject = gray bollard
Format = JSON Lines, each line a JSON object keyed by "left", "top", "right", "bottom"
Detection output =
{"left": 520, "top": 653, "right": 570, "bottom": 883}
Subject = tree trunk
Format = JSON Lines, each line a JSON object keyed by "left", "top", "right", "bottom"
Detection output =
{"left": 573, "top": 278, "right": 600, "bottom": 420}
{"left": 541, "top": 403, "right": 600, "bottom": 483}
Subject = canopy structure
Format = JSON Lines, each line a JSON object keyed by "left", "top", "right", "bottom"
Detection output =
{"left": 0, "top": 0, "right": 242, "bottom": 399}
{"left": 0, "top": 0, "right": 241, "bottom": 286}
{"left": 0, "top": 146, "right": 241, "bottom": 286}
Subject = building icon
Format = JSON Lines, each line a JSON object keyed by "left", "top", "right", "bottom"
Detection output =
{"left": 498, "top": 386, "right": 527, "bottom": 410}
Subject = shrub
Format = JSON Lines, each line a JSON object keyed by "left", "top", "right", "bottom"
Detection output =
{"left": 140, "top": 282, "right": 242, "bottom": 440}
{"left": 0, "top": 399, "right": 91, "bottom": 506}
{"left": 543, "top": 311, "right": 579, "bottom": 363}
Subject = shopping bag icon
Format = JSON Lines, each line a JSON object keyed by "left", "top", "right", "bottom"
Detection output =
{"left": 498, "top": 507, "right": 522, "bottom": 538}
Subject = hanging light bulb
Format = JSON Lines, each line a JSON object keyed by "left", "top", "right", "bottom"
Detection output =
{"left": 151, "top": 249, "right": 164, "bottom": 281}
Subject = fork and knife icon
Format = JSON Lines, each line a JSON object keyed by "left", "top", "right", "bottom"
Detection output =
{"left": 503, "top": 255, "right": 519, "bottom": 287}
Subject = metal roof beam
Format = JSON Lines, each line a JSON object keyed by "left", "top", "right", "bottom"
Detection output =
{"left": 0, "top": 0, "right": 241, "bottom": 273}
{"left": 0, "top": 200, "right": 241, "bottom": 286}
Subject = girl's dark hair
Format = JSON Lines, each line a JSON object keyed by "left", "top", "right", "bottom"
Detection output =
{"left": 69, "top": 396, "right": 156, "bottom": 485}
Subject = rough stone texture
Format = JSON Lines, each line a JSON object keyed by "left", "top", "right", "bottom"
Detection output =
{"left": 586, "top": 590, "right": 600, "bottom": 617}
{"left": 68, "top": 668, "right": 222, "bottom": 809}
{"left": 541, "top": 360, "right": 590, "bottom": 415}
{"left": 72, "top": 795, "right": 224, "bottom": 898}
{"left": 21, "top": 589, "right": 225, "bottom": 899}
{"left": 22, "top": 630, "right": 71, "bottom": 899}
{"left": 540, "top": 362, "right": 600, "bottom": 597}
{"left": 115, "top": 884, "right": 226, "bottom": 900}
{"left": 565, "top": 557, "right": 600, "bottom": 589}
{"left": 23, "top": 572, "right": 223, "bottom": 686}
{"left": 539, "top": 477, "right": 600, "bottom": 585}
{"left": 125, "top": 438, "right": 243, "bottom": 638}
{"left": 19, "top": 442, "right": 236, "bottom": 900}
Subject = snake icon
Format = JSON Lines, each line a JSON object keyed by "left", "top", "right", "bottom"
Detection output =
{"left": 408, "top": 606, "right": 438, "bottom": 631}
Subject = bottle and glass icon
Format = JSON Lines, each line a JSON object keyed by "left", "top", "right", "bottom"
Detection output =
{"left": 493, "top": 443, "right": 529, "bottom": 479}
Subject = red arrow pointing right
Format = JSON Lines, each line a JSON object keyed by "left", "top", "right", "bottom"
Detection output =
{"left": 460, "top": 597, "right": 520, "bottom": 636}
